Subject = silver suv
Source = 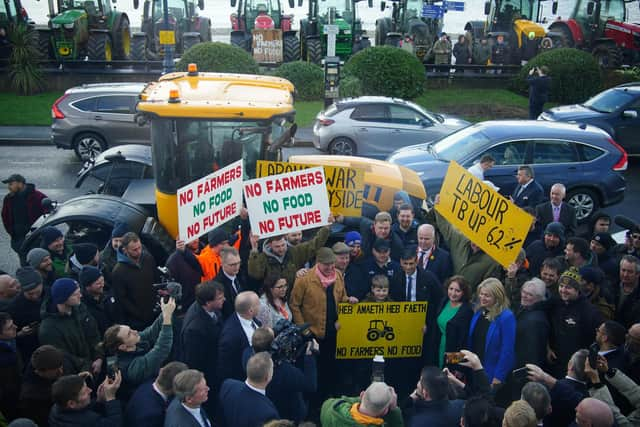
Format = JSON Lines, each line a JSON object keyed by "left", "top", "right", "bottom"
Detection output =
{"left": 51, "top": 83, "right": 150, "bottom": 160}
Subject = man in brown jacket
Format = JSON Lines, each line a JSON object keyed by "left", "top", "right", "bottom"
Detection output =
{"left": 290, "top": 247, "right": 347, "bottom": 400}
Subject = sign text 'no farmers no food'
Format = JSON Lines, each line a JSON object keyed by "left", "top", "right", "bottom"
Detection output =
{"left": 177, "top": 160, "right": 243, "bottom": 243}
{"left": 243, "top": 166, "right": 331, "bottom": 239}
{"left": 435, "top": 161, "right": 533, "bottom": 268}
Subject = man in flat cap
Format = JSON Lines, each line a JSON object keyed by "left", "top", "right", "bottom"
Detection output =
{"left": 1, "top": 174, "right": 48, "bottom": 263}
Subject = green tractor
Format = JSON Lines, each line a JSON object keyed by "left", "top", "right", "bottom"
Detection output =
{"left": 130, "top": 0, "right": 211, "bottom": 60}
{"left": 38, "top": 0, "right": 131, "bottom": 61}
{"left": 299, "top": 0, "right": 372, "bottom": 64}
{"left": 229, "top": 0, "right": 300, "bottom": 63}
{"left": 1, "top": 0, "right": 34, "bottom": 59}
{"left": 375, "top": 0, "right": 443, "bottom": 62}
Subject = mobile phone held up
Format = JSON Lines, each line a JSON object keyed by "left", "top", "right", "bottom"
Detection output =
{"left": 106, "top": 356, "right": 119, "bottom": 380}
{"left": 512, "top": 367, "right": 528, "bottom": 380}
{"left": 445, "top": 352, "right": 466, "bottom": 364}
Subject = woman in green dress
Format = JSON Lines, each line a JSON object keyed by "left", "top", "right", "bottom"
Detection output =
{"left": 435, "top": 275, "right": 473, "bottom": 367}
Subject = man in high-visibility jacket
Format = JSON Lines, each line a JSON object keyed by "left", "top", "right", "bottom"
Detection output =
{"left": 198, "top": 228, "right": 241, "bottom": 282}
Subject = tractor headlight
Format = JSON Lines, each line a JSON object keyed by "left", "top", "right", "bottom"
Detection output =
{"left": 63, "top": 23, "right": 74, "bottom": 29}
{"left": 343, "top": 29, "right": 351, "bottom": 34}
{"left": 52, "top": 23, "right": 61, "bottom": 29}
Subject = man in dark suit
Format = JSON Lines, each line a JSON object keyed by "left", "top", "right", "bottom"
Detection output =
{"left": 535, "top": 183, "right": 577, "bottom": 238}
{"left": 164, "top": 369, "right": 211, "bottom": 427}
{"left": 390, "top": 248, "right": 443, "bottom": 395}
{"left": 125, "top": 361, "right": 188, "bottom": 427}
{"left": 527, "top": 349, "right": 590, "bottom": 427}
{"left": 511, "top": 165, "right": 544, "bottom": 208}
{"left": 180, "top": 281, "right": 225, "bottom": 415}
{"left": 416, "top": 223, "right": 453, "bottom": 283}
{"left": 214, "top": 247, "right": 243, "bottom": 320}
{"left": 218, "top": 352, "right": 279, "bottom": 427}
{"left": 217, "top": 291, "right": 261, "bottom": 382}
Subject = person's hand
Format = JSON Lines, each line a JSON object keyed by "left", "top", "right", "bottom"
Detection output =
{"left": 458, "top": 350, "right": 482, "bottom": 371}
{"left": 176, "top": 239, "right": 185, "bottom": 252}
{"left": 491, "top": 378, "right": 502, "bottom": 387}
{"left": 409, "top": 380, "right": 423, "bottom": 401}
{"left": 78, "top": 371, "right": 93, "bottom": 380}
{"left": 526, "top": 363, "right": 555, "bottom": 387}
{"left": 422, "top": 325, "right": 427, "bottom": 335}
{"left": 387, "top": 386, "right": 398, "bottom": 410}
{"left": 347, "top": 296, "right": 359, "bottom": 304}
{"left": 296, "top": 268, "right": 309, "bottom": 278}
{"left": 327, "top": 214, "right": 335, "bottom": 225}
{"left": 17, "top": 325, "right": 36, "bottom": 337}
{"left": 250, "top": 232, "right": 259, "bottom": 250}
{"left": 335, "top": 214, "right": 344, "bottom": 224}
{"left": 506, "top": 262, "right": 518, "bottom": 279}
{"left": 91, "top": 358, "right": 103, "bottom": 376}
{"left": 529, "top": 67, "right": 535, "bottom": 75}
{"left": 509, "top": 196, "right": 515, "bottom": 203}
{"left": 584, "top": 357, "right": 600, "bottom": 384}
{"left": 596, "top": 355, "right": 609, "bottom": 374}
{"left": 434, "top": 194, "right": 441, "bottom": 205}
{"left": 240, "top": 207, "right": 249, "bottom": 220}
{"left": 547, "top": 347, "right": 557, "bottom": 363}
{"left": 161, "top": 297, "right": 176, "bottom": 324}
{"left": 443, "top": 367, "right": 465, "bottom": 388}
{"left": 334, "top": 321, "right": 341, "bottom": 331}
{"left": 306, "top": 339, "right": 319, "bottom": 355}
{"left": 101, "top": 370, "right": 122, "bottom": 401}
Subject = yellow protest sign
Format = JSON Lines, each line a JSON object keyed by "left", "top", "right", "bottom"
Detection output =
{"left": 435, "top": 161, "right": 534, "bottom": 268}
{"left": 256, "top": 160, "right": 364, "bottom": 217}
{"left": 336, "top": 302, "right": 427, "bottom": 359}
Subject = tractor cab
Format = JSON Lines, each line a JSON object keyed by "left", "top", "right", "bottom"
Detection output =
{"left": 254, "top": 3, "right": 275, "bottom": 29}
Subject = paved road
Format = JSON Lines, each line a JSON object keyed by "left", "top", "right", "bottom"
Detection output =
{"left": 1, "top": 144, "right": 638, "bottom": 274}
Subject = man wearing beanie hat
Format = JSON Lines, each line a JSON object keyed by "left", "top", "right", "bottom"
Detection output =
{"left": 548, "top": 268, "right": 604, "bottom": 377}
{"left": 333, "top": 241, "right": 367, "bottom": 302}
{"left": 526, "top": 221, "right": 566, "bottom": 276}
{"left": 67, "top": 243, "right": 99, "bottom": 279}
{"left": 100, "top": 221, "right": 130, "bottom": 286}
{"left": 344, "top": 231, "right": 362, "bottom": 261}
{"left": 197, "top": 227, "right": 240, "bottom": 282}
{"left": 80, "top": 266, "right": 122, "bottom": 335}
{"left": 39, "top": 278, "right": 102, "bottom": 374}
{"left": 8, "top": 267, "right": 44, "bottom": 360}
{"left": 1, "top": 173, "right": 48, "bottom": 262}
{"left": 26, "top": 247, "right": 56, "bottom": 289}
{"left": 39, "top": 226, "right": 72, "bottom": 279}
{"left": 579, "top": 266, "right": 614, "bottom": 321}
{"left": 589, "top": 233, "right": 618, "bottom": 284}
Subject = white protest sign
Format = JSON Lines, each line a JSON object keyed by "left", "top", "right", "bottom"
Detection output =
{"left": 177, "top": 160, "right": 243, "bottom": 242}
{"left": 243, "top": 166, "right": 331, "bottom": 239}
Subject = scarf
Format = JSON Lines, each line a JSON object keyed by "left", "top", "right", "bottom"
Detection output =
{"left": 315, "top": 265, "right": 336, "bottom": 289}
{"left": 349, "top": 403, "right": 385, "bottom": 425}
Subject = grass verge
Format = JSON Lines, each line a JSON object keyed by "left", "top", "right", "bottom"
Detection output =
{"left": 0, "top": 92, "right": 62, "bottom": 126}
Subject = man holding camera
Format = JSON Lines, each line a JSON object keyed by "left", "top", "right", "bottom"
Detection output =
{"left": 527, "top": 65, "right": 551, "bottom": 119}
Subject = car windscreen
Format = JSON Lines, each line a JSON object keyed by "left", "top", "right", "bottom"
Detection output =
{"left": 583, "top": 88, "right": 636, "bottom": 113}
{"left": 406, "top": 100, "right": 444, "bottom": 123}
{"left": 432, "top": 126, "right": 490, "bottom": 161}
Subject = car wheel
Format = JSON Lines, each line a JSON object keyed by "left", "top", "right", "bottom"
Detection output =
{"left": 567, "top": 188, "right": 598, "bottom": 222}
{"left": 74, "top": 133, "right": 107, "bottom": 161}
{"left": 329, "top": 137, "right": 356, "bottom": 156}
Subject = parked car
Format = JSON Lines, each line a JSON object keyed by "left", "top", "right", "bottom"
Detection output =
{"left": 312, "top": 96, "right": 470, "bottom": 159}
{"left": 386, "top": 120, "right": 628, "bottom": 221}
{"left": 20, "top": 194, "right": 174, "bottom": 265}
{"left": 51, "top": 83, "right": 150, "bottom": 160}
{"left": 539, "top": 82, "right": 640, "bottom": 156}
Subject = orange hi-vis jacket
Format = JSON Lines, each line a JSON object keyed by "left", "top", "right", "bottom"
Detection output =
{"left": 197, "top": 230, "right": 242, "bottom": 282}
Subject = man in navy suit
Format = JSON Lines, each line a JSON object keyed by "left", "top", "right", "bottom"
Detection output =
{"left": 125, "top": 361, "right": 188, "bottom": 427}
{"left": 213, "top": 247, "right": 244, "bottom": 320}
{"left": 416, "top": 224, "right": 453, "bottom": 283}
{"left": 217, "top": 291, "right": 261, "bottom": 382}
{"left": 535, "top": 183, "right": 578, "bottom": 238}
{"left": 164, "top": 369, "right": 211, "bottom": 427}
{"left": 218, "top": 352, "right": 279, "bottom": 427}
{"left": 511, "top": 165, "right": 544, "bottom": 208}
{"left": 180, "top": 281, "right": 225, "bottom": 415}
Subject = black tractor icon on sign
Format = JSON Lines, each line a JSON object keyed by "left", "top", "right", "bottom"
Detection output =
{"left": 367, "top": 319, "right": 395, "bottom": 341}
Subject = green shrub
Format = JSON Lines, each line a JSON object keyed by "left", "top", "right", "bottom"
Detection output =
{"left": 274, "top": 61, "right": 324, "bottom": 100}
{"left": 339, "top": 75, "right": 363, "bottom": 98}
{"left": 511, "top": 48, "right": 601, "bottom": 104}
{"left": 177, "top": 42, "right": 259, "bottom": 74}
{"left": 343, "top": 46, "right": 425, "bottom": 99}
{"left": 8, "top": 24, "right": 45, "bottom": 95}
{"left": 603, "top": 68, "right": 640, "bottom": 89}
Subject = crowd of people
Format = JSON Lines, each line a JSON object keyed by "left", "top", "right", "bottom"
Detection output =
{"left": 1, "top": 168, "right": 640, "bottom": 427}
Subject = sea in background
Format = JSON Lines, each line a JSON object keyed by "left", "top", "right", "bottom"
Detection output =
{"left": 22, "top": 0, "right": 640, "bottom": 37}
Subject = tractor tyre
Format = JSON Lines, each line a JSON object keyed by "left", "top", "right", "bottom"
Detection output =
{"left": 375, "top": 19, "right": 387, "bottom": 46}
{"left": 231, "top": 32, "right": 251, "bottom": 52}
{"left": 113, "top": 16, "right": 131, "bottom": 59}
{"left": 130, "top": 34, "right": 146, "bottom": 60}
{"left": 37, "top": 30, "right": 52, "bottom": 59}
{"left": 306, "top": 37, "right": 322, "bottom": 64}
{"left": 385, "top": 332, "right": 395, "bottom": 341}
{"left": 593, "top": 43, "right": 622, "bottom": 69}
{"left": 367, "top": 330, "right": 379, "bottom": 341}
{"left": 549, "top": 24, "right": 574, "bottom": 48}
{"left": 87, "top": 32, "right": 113, "bottom": 61}
{"left": 385, "top": 34, "right": 401, "bottom": 47}
{"left": 183, "top": 34, "right": 200, "bottom": 54}
{"left": 283, "top": 34, "right": 300, "bottom": 62}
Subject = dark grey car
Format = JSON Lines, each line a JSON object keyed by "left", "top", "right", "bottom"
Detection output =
{"left": 51, "top": 83, "right": 150, "bottom": 160}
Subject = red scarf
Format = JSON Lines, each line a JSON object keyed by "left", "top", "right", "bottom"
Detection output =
{"left": 315, "top": 265, "right": 336, "bottom": 289}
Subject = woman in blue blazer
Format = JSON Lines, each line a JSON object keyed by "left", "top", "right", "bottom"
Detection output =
{"left": 467, "top": 278, "right": 516, "bottom": 387}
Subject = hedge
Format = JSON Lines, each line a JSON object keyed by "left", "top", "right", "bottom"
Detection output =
{"left": 176, "top": 42, "right": 259, "bottom": 74}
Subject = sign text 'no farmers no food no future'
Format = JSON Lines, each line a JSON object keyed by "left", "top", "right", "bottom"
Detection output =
{"left": 435, "top": 161, "right": 533, "bottom": 268}
{"left": 243, "top": 166, "right": 331, "bottom": 239}
{"left": 177, "top": 160, "right": 244, "bottom": 243}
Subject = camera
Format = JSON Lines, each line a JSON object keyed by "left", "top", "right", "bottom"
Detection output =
{"left": 106, "top": 356, "right": 119, "bottom": 380}
{"left": 152, "top": 266, "right": 182, "bottom": 313}
{"left": 270, "top": 319, "right": 315, "bottom": 365}
{"left": 445, "top": 352, "right": 466, "bottom": 364}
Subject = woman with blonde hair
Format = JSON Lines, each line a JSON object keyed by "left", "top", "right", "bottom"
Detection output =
{"left": 467, "top": 278, "right": 516, "bottom": 387}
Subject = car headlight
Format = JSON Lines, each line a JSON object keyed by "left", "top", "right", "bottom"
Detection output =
{"left": 52, "top": 23, "right": 61, "bottom": 29}
{"left": 63, "top": 23, "right": 74, "bottom": 29}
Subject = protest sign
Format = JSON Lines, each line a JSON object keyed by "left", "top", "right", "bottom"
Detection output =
{"left": 256, "top": 160, "right": 365, "bottom": 217}
{"left": 435, "top": 161, "right": 534, "bottom": 267}
{"left": 243, "top": 166, "right": 331, "bottom": 239}
{"left": 177, "top": 160, "right": 243, "bottom": 243}
{"left": 336, "top": 302, "right": 427, "bottom": 359}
